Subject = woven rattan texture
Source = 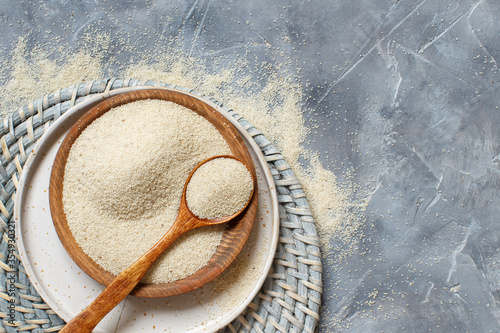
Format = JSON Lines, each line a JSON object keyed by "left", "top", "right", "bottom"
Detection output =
{"left": 0, "top": 78, "right": 322, "bottom": 333}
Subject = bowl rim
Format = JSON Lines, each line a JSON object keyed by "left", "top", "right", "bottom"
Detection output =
{"left": 48, "top": 88, "right": 258, "bottom": 298}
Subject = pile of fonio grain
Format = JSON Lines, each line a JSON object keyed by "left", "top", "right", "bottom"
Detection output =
{"left": 62, "top": 99, "right": 238, "bottom": 284}
{"left": 186, "top": 157, "right": 253, "bottom": 219}
{"left": 0, "top": 37, "right": 366, "bottom": 257}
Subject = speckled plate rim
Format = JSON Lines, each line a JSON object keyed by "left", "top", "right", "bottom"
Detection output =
{"left": 14, "top": 86, "right": 280, "bottom": 332}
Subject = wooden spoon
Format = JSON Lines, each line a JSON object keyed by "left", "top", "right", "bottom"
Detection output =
{"left": 60, "top": 155, "right": 254, "bottom": 333}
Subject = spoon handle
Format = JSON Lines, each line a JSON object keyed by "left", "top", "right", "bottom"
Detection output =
{"left": 60, "top": 214, "right": 197, "bottom": 333}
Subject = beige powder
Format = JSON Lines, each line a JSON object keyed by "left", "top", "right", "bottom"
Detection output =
{"left": 1, "top": 38, "right": 104, "bottom": 113}
{"left": 186, "top": 157, "right": 253, "bottom": 219}
{"left": 63, "top": 99, "right": 231, "bottom": 284}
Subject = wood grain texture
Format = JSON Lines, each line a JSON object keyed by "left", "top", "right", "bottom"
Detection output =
{"left": 49, "top": 88, "right": 258, "bottom": 298}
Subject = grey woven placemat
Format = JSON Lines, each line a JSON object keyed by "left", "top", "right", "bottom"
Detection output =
{"left": 0, "top": 78, "right": 322, "bottom": 333}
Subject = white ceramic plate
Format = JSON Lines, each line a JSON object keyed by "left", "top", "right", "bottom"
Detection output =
{"left": 14, "top": 87, "right": 279, "bottom": 332}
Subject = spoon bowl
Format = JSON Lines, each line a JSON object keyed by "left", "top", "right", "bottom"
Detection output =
{"left": 49, "top": 88, "right": 258, "bottom": 298}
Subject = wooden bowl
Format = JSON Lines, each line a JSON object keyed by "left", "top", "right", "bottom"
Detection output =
{"left": 48, "top": 88, "right": 258, "bottom": 298}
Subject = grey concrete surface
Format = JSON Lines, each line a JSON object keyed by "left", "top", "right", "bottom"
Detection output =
{"left": 1, "top": 0, "right": 499, "bottom": 332}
